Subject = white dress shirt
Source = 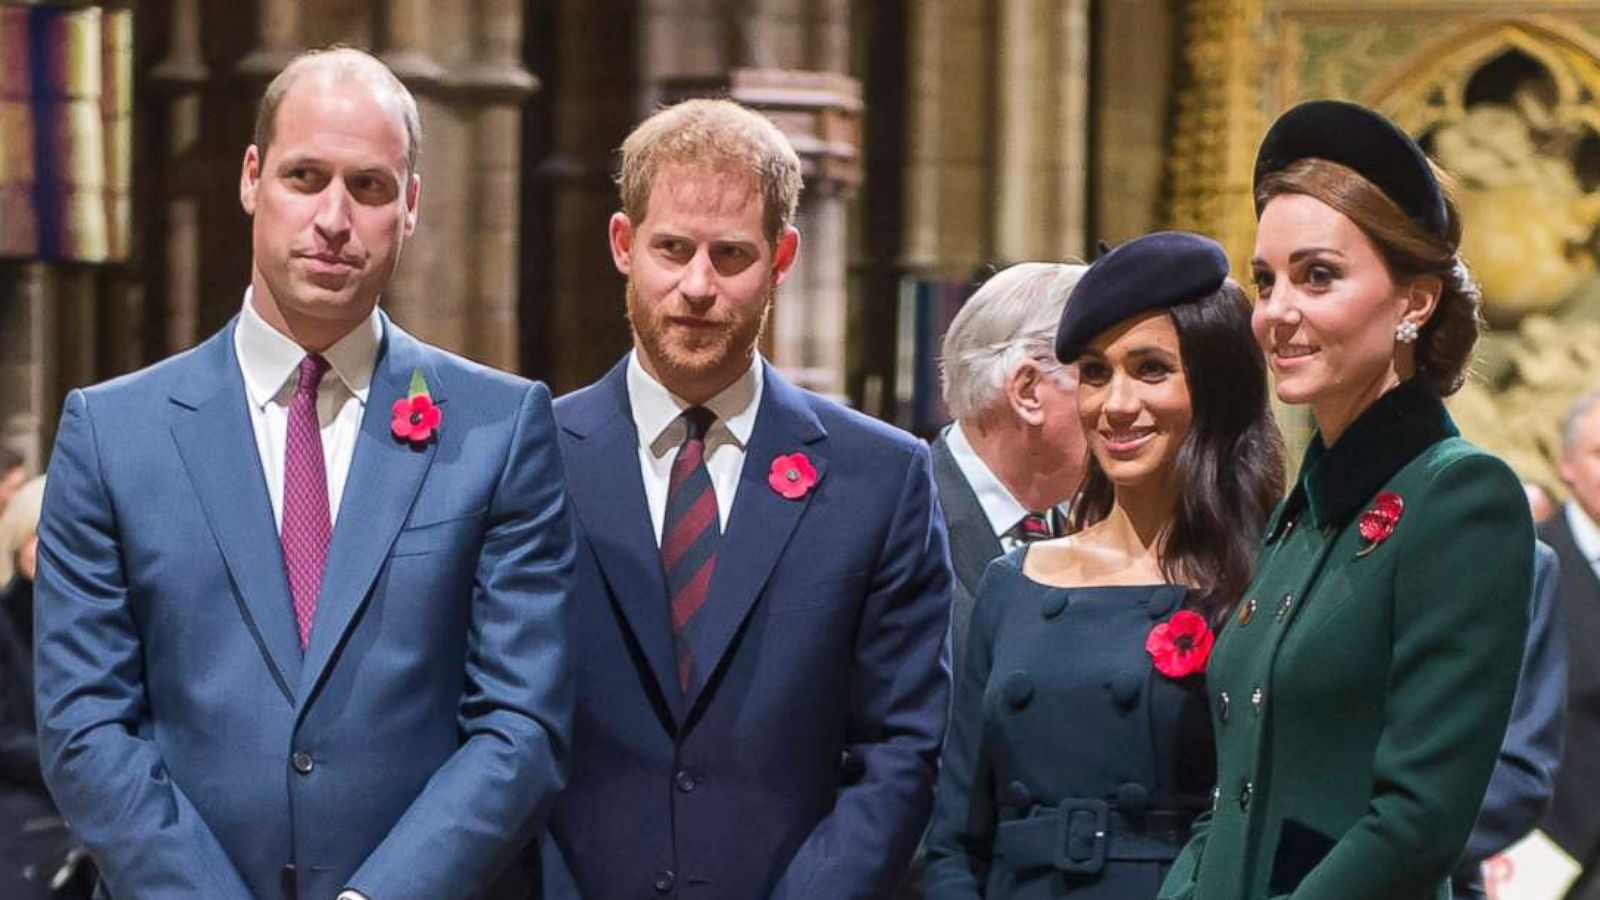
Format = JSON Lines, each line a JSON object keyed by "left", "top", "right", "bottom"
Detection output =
{"left": 626, "top": 350, "right": 764, "bottom": 545}
{"left": 1566, "top": 501, "right": 1600, "bottom": 583}
{"left": 945, "top": 421, "right": 1062, "bottom": 551}
{"left": 233, "top": 290, "right": 381, "bottom": 530}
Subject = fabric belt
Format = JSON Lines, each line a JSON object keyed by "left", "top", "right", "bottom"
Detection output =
{"left": 992, "top": 798, "right": 1193, "bottom": 874}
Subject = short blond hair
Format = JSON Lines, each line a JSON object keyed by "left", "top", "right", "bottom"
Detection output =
{"left": 617, "top": 98, "right": 802, "bottom": 244}
{"left": 0, "top": 475, "right": 43, "bottom": 586}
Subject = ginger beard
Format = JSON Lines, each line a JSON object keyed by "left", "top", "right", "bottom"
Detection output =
{"left": 626, "top": 276, "right": 776, "bottom": 390}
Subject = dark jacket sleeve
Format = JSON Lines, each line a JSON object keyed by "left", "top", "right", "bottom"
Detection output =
{"left": 1455, "top": 541, "right": 1565, "bottom": 872}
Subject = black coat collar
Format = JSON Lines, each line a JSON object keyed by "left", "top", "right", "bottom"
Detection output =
{"left": 1273, "top": 379, "right": 1458, "bottom": 536}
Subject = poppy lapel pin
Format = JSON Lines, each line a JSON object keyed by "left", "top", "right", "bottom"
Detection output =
{"left": 1146, "top": 609, "right": 1214, "bottom": 679}
{"left": 1355, "top": 491, "right": 1403, "bottom": 558}
{"left": 390, "top": 368, "right": 441, "bottom": 446}
{"left": 768, "top": 452, "right": 819, "bottom": 500}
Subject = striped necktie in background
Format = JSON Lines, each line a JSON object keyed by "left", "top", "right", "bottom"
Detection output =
{"left": 661, "top": 406, "right": 720, "bottom": 693}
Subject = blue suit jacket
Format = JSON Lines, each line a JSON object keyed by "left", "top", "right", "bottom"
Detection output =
{"left": 33, "top": 317, "right": 575, "bottom": 900}
{"left": 544, "top": 359, "right": 952, "bottom": 899}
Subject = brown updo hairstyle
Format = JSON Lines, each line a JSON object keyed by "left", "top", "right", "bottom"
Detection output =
{"left": 1255, "top": 158, "right": 1482, "bottom": 396}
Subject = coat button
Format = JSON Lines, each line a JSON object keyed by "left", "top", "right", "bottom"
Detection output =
{"left": 1041, "top": 592, "right": 1068, "bottom": 619}
{"left": 654, "top": 869, "right": 675, "bottom": 894}
{"left": 291, "top": 752, "right": 314, "bottom": 775}
{"left": 1002, "top": 672, "right": 1034, "bottom": 709}
{"left": 1218, "top": 691, "right": 1230, "bottom": 723}
{"left": 1110, "top": 672, "right": 1141, "bottom": 709}
{"left": 1251, "top": 687, "right": 1264, "bottom": 716}
{"left": 674, "top": 769, "right": 698, "bottom": 793}
{"left": 1005, "top": 780, "right": 1034, "bottom": 810}
{"left": 1237, "top": 598, "right": 1257, "bottom": 626}
{"left": 1277, "top": 593, "right": 1294, "bottom": 620}
{"left": 1239, "top": 781, "right": 1253, "bottom": 812}
{"left": 1116, "top": 782, "right": 1150, "bottom": 813}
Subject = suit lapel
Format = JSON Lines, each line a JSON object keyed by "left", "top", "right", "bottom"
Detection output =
{"left": 169, "top": 322, "right": 299, "bottom": 703}
{"left": 560, "top": 361, "right": 684, "bottom": 723}
{"left": 930, "top": 433, "right": 1004, "bottom": 597}
{"left": 295, "top": 318, "right": 438, "bottom": 715}
{"left": 683, "top": 366, "right": 826, "bottom": 706}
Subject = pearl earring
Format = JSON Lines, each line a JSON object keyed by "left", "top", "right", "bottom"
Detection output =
{"left": 1395, "top": 320, "right": 1419, "bottom": 344}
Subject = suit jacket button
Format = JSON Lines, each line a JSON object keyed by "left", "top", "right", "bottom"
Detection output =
{"left": 654, "top": 870, "right": 675, "bottom": 894}
{"left": 291, "top": 752, "right": 314, "bottom": 775}
{"left": 1002, "top": 672, "right": 1034, "bottom": 709}
{"left": 674, "top": 769, "right": 698, "bottom": 793}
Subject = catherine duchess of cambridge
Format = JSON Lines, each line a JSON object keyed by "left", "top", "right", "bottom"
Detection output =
{"left": 926, "top": 232, "right": 1284, "bottom": 899}
{"left": 1159, "top": 100, "right": 1534, "bottom": 900}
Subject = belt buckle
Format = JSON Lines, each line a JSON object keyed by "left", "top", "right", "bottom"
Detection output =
{"left": 1053, "top": 798, "right": 1110, "bottom": 874}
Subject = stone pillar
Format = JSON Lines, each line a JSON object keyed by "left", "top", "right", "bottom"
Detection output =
{"left": 148, "top": 0, "right": 207, "bottom": 354}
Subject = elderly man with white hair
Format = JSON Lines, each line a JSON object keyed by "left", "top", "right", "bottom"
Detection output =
{"left": 933, "top": 262, "right": 1089, "bottom": 681}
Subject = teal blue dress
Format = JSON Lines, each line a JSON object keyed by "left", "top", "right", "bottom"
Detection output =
{"left": 925, "top": 548, "right": 1216, "bottom": 899}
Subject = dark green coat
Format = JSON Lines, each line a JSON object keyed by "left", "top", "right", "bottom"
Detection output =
{"left": 1159, "top": 381, "right": 1533, "bottom": 900}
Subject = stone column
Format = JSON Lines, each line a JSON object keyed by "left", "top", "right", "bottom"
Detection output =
{"left": 148, "top": 0, "right": 207, "bottom": 354}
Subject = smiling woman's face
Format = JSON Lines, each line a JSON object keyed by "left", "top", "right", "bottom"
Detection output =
{"left": 1251, "top": 193, "right": 1415, "bottom": 441}
{"left": 1076, "top": 311, "right": 1192, "bottom": 492}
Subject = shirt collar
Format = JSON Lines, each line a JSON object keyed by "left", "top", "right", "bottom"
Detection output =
{"left": 945, "top": 421, "right": 1033, "bottom": 539}
{"left": 235, "top": 288, "right": 382, "bottom": 409}
{"left": 1272, "top": 379, "right": 1458, "bottom": 535}
{"left": 626, "top": 350, "right": 764, "bottom": 458}
{"left": 1567, "top": 501, "right": 1600, "bottom": 565}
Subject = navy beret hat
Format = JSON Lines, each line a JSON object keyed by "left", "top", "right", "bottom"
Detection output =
{"left": 1253, "top": 99, "right": 1448, "bottom": 239}
{"left": 1054, "top": 230, "right": 1230, "bottom": 363}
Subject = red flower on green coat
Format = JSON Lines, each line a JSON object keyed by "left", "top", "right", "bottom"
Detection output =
{"left": 1356, "top": 491, "right": 1404, "bottom": 556}
{"left": 1146, "top": 610, "right": 1214, "bottom": 679}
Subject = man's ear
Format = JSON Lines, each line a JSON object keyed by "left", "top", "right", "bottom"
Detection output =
{"left": 771, "top": 226, "right": 800, "bottom": 286}
{"left": 1006, "top": 358, "right": 1047, "bottom": 426}
{"left": 240, "top": 145, "right": 262, "bottom": 215}
{"left": 609, "top": 212, "right": 635, "bottom": 276}
{"left": 403, "top": 173, "right": 421, "bottom": 236}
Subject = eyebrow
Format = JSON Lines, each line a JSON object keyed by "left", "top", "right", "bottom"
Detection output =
{"left": 1250, "top": 246, "right": 1347, "bottom": 268}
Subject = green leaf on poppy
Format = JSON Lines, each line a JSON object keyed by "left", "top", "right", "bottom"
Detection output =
{"left": 408, "top": 367, "right": 430, "bottom": 401}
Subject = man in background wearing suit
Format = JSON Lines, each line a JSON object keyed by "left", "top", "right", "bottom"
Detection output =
{"left": 34, "top": 48, "right": 574, "bottom": 900}
{"left": 1544, "top": 390, "right": 1600, "bottom": 899}
{"left": 544, "top": 98, "right": 952, "bottom": 898}
{"left": 932, "top": 263, "right": 1088, "bottom": 681}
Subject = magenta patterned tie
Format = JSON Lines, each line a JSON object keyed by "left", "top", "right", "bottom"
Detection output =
{"left": 281, "top": 353, "right": 331, "bottom": 648}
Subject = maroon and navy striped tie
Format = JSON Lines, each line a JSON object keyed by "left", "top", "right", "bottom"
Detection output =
{"left": 662, "top": 406, "right": 720, "bottom": 693}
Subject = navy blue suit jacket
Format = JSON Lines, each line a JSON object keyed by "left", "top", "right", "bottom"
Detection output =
{"left": 544, "top": 359, "right": 952, "bottom": 899}
{"left": 33, "top": 317, "right": 575, "bottom": 900}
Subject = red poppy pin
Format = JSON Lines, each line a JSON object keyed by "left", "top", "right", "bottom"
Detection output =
{"left": 768, "top": 452, "right": 819, "bottom": 500}
{"left": 1355, "top": 490, "right": 1404, "bottom": 558}
{"left": 391, "top": 368, "right": 441, "bottom": 445}
{"left": 1146, "top": 610, "right": 1214, "bottom": 679}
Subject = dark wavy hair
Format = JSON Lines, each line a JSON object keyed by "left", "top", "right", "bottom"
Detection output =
{"left": 1068, "top": 281, "right": 1286, "bottom": 622}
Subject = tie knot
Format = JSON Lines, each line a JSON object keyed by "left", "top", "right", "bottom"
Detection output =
{"left": 680, "top": 406, "right": 716, "bottom": 442}
{"left": 1015, "top": 512, "right": 1057, "bottom": 543}
{"left": 296, "top": 353, "right": 330, "bottom": 395}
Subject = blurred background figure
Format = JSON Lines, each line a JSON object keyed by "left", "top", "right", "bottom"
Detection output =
{"left": 1526, "top": 482, "right": 1557, "bottom": 523}
{"left": 0, "top": 448, "right": 24, "bottom": 521}
{"left": 933, "top": 262, "right": 1089, "bottom": 684}
{"left": 0, "top": 475, "right": 91, "bottom": 900}
{"left": 1542, "top": 389, "right": 1600, "bottom": 899}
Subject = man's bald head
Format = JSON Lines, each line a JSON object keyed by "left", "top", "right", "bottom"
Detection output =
{"left": 253, "top": 47, "right": 421, "bottom": 176}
